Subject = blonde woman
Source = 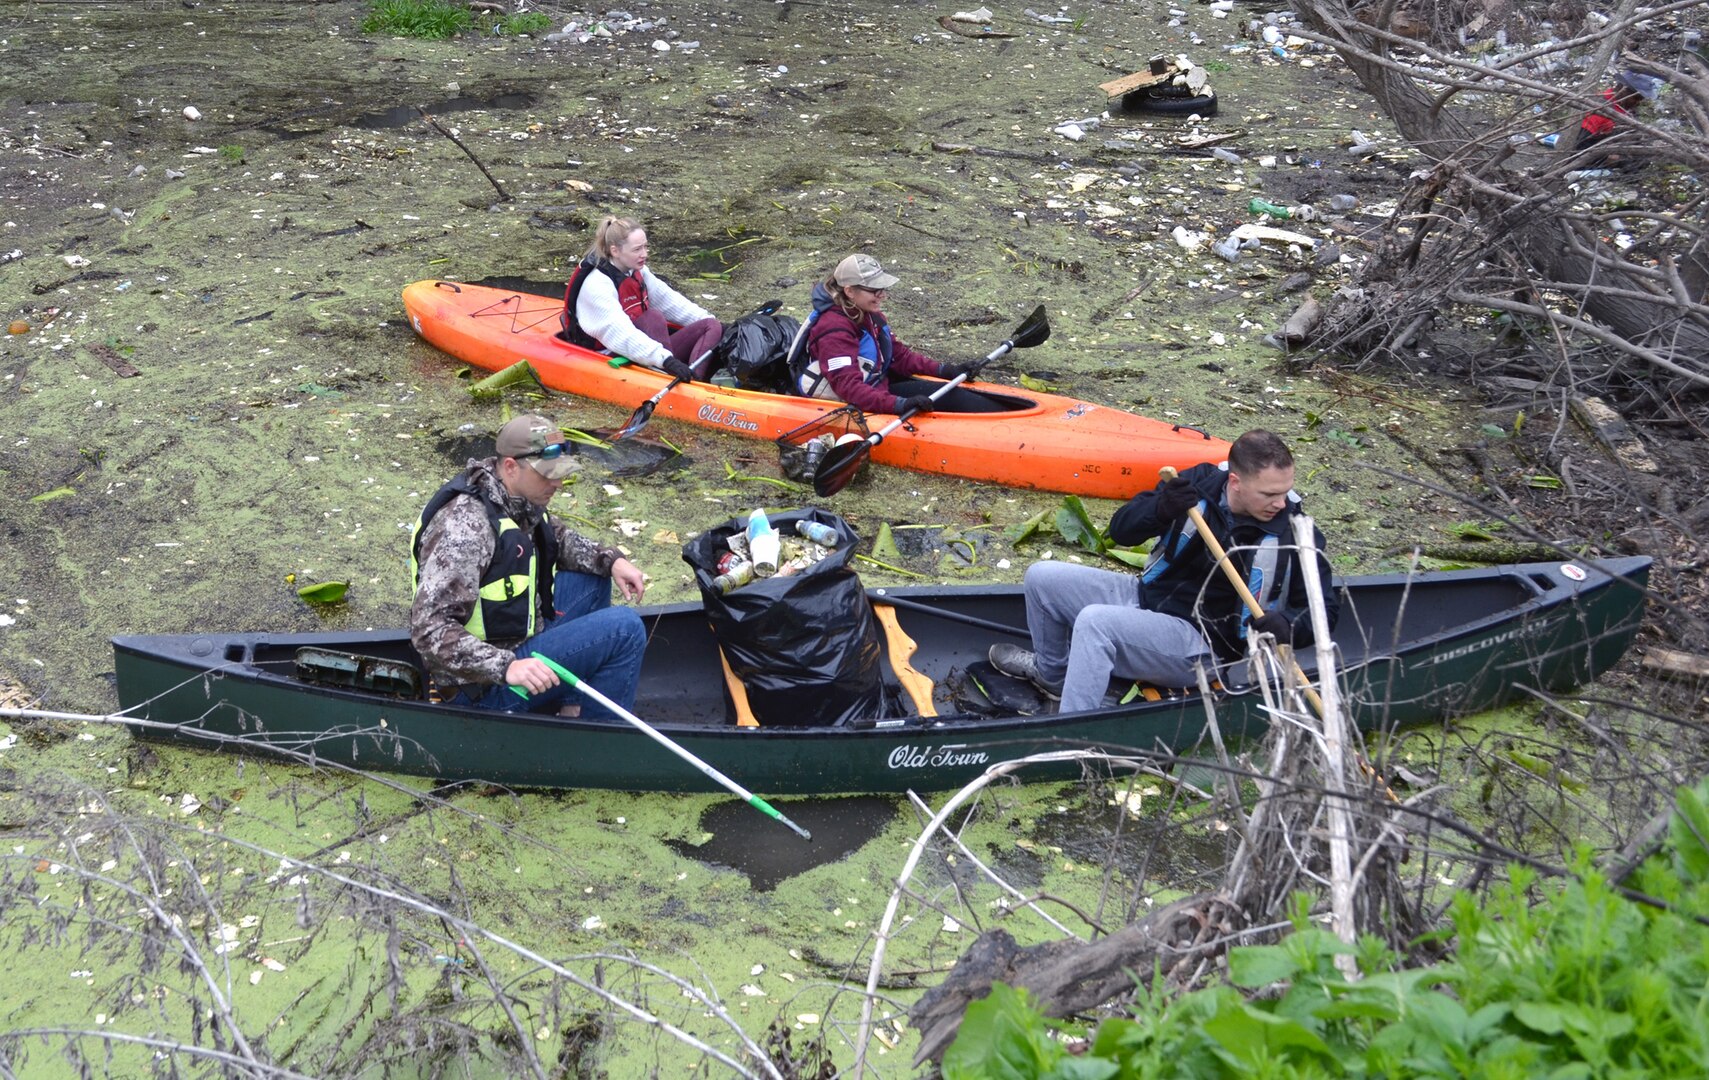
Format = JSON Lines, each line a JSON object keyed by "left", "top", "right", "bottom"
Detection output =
{"left": 561, "top": 216, "right": 722, "bottom": 381}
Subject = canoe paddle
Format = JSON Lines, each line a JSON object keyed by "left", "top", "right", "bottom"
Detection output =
{"left": 512, "top": 653, "right": 812, "bottom": 841}
{"left": 1159, "top": 466, "right": 1325, "bottom": 718}
{"left": 812, "top": 304, "right": 1052, "bottom": 497}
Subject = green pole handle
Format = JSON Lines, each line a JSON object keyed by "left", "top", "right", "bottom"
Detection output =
{"left": 510, "top": 653, "right": 811, "bottom": 841}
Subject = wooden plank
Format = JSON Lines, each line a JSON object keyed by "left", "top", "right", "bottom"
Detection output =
{"left": 1099, "top": 67, "right": 1175, "bottom": 98}
{"left": 86, "top": 342, "right": 141, "bottom": 378}
{"left": 1641, "top": 648, "right": 1709, "bottom": 681}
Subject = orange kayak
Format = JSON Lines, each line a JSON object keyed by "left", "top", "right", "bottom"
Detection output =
{"left": 402, "top": 280, "right": 1230, "bottom": 498}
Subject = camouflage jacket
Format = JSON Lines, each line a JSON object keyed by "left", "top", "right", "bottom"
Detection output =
{"left": 409, "top": 458, "right": 622, "bottom": 690}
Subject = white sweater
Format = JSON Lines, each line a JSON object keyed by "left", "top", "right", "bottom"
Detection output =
{"left": 573, "top": 265, "right": 715, "bottom": 370}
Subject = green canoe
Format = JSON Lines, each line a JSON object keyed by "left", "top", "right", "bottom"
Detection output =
{"left": 111, "top": 557, "right": 1649, "bottom": 795}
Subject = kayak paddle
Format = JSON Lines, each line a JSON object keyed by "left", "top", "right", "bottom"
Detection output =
{"left": 611, "top": 300, "right": 783, "bottom": 441}
{"left": 612, "top": 374, "right": 687, "bottom": 441}
{"left": 512, "top": 653, "right": 812, "bottom": 841}
{"left": 813, "top": 304, "right": 1051, "bottom": 496}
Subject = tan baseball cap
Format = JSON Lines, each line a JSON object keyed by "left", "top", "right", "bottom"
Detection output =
{"left": 833, "top": 253, "right": 899, "bottom": 291}
{"left": 495, "top": 414, "right": 579, "bottom": 480}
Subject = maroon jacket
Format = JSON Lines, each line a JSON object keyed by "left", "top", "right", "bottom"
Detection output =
{"left": 806, "top": 304, "right": 946, "bottom": 414}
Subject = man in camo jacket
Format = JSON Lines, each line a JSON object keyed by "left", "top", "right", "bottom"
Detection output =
{"left": 409, "top": 414, "right": 648, "bottom": 719}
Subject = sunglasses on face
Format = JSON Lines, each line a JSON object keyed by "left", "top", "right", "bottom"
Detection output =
{"left": 516, "top": 441, "right": 575, "bottom": 460}
{"left": 852, "top": 285, "right": 888, "bottom": 296}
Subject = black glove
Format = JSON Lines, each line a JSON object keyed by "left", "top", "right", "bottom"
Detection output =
{"left": 1250, "top": 611, "right": 1294, "bottom": 645}
{"left": 898, "top": 395, "right": 935, "bottom": 415}
{"left": 1153, "top": 476, "right": 1199, "bottom": 522}
{"left": 939, "top": 361, "right": 976, "bottom": 380}
{"left": 660, "top": 357, "right": 696, "bottom": 382}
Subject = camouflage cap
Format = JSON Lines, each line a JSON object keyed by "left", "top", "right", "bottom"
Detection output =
{"left": 495, "top": 414, "right": 579, "bottom": 480}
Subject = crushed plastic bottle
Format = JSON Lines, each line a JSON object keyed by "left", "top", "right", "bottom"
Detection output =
{"left": 746, "top": 509, "right": 781, "bottom": 577}
{"left": 1329, "top": 193, "right": 1359, "bottom": 211}
{"left": 1248, "top": 198, "right": 1292, "bottom": 219}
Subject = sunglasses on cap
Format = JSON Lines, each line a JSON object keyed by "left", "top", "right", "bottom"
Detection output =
{"left": 515, "top": 441, "right": 576, "bottom": 460}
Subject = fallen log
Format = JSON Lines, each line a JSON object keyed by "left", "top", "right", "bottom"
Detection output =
{"left": 910, "top": 895, "right": 1236, "bottom": 1066}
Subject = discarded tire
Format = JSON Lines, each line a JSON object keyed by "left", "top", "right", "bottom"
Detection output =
{"left": 1121, "top": 89, "right": 1218, "bottom": 117}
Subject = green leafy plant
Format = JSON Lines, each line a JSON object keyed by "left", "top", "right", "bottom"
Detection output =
{"left": 297, "top": 581, "right": 349, "bottom": 604}
{"left": 1009, "top": 496, "right": 1151, "bottom": 567}
{"left": 943, "top": 786, "right": 1709, "bottom": 1078}
{"left": 217, "top": 144, "right": 244, "bottom": 163}
{"left": 496, "top": 11, "right": 552, "bottom": 35}
{"left": 361, "top": 0, "right": 473, "bottom": 40}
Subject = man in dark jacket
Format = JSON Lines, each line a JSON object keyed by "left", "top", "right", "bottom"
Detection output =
{"left": 990, "top": 429, "right": 1337, "bottom": 712}
{"left": 409, "top": 414, "right": 648, "bottom": 719}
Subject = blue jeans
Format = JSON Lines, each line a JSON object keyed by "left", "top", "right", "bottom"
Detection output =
{"left": 1024, "top": 562, "right": 1213, "bottom": 713}
{"left": 456, "top": 571, "right": 645, "bottom": 721}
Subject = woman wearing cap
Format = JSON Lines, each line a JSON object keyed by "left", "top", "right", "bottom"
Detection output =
{"left": 561, "top": 216, "right": 723, "bottom": 382}
{"left": 1573, "top": 70, "right": 1662, "bottom": 166}
{"left": 793, "top": 254, "right": 1004, "bottom": 414}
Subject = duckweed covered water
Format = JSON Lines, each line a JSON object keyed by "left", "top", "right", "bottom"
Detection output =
{"left": 0, "top": 0, "right": 1604, "bottom": 1072}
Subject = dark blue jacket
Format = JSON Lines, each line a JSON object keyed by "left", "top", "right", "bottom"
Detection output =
{"left": 1109, "top": 461, "right": 1337, "bottom": 661}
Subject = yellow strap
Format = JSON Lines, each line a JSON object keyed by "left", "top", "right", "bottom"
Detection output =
{"left": 718, "top": 644, "right": 760, "bottom": 727}
{"left": 872, "top": 602, "right": 937, "bottom": 718}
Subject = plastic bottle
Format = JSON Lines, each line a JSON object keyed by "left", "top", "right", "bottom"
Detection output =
{"left": 746, "top": 509, "right": 781, "bottom": 577}
{"left": 1248, "top": 197, "right": 1292, "bottom": 219}
{"left": 1329, "top": 193, "right": 1359, "bottom": 211}
{"left": 795, "top": 519, "right": 840, "bottom": 547}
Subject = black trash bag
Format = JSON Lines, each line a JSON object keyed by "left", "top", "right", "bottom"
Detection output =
{"left": 713, "top": 312, "right": 802, "bottom": 391}
{"left": 683, "top": 508, "right": 883, "bottom": 727}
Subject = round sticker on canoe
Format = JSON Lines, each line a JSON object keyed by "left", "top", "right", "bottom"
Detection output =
{"left": 1560, "top": 563, "right": 1587, "bottom": 581}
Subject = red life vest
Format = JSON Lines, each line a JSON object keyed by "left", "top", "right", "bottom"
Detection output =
{"left": 1579, "top": 88, "right": 1627, "bottom": 140}
{"left": 560, "top": 256, "right": 648, "bottom": 349}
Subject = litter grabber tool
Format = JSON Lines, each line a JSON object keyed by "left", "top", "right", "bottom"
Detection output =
{"left": 512, "top": 653, "right": 811, "bottom": 840}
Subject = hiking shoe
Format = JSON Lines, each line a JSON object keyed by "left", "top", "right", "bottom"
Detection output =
{"left": 988, "top": 643, "right": 1060, "bottom": 700}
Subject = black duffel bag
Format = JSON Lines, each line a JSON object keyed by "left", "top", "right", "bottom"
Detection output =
{"left": 682, "top": 508, "right": 883, "bottom": 727}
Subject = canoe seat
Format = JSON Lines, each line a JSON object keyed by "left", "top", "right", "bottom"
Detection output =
{"left": 294, "top": 647, "right": 424, "bottom": 699}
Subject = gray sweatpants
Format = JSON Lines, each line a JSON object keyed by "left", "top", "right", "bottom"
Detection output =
{"left": 1024, "top": 561, "right": 1214, "bottom": 713}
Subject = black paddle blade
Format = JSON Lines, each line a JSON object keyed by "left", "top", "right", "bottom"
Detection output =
{"left": 1010, "top": 305, "right": 1050, "bottom": 350}
{"left": 612, "top": 401, "right": 657, "bottom": 441}
{"left": 613, "top": 376, "right": 686, "bottom": 441}
{"left": 812, "top": 440, "right": 870, "bottom": 496}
